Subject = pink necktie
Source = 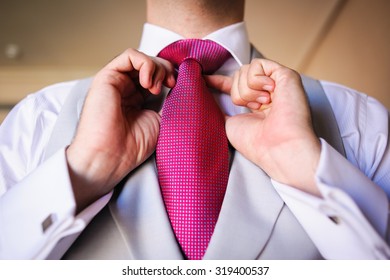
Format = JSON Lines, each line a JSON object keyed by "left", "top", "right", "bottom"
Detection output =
{"left": 156, "top": 39, "right": 231, "bottom": 260}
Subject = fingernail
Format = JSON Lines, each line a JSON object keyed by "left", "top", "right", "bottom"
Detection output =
{"left": 256, "top": 96, "right": 269, "bottom": 103}
{"left": 247, "top": 102, "right": 261, "bottom": 110}
{"left": 155, "top": 80, "right": 162, "bottom": 92}
{"left": 263, "top": 84, "right": 274, "bottom": 91}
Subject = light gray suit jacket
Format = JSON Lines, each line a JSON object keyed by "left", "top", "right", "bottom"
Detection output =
{"left": 45, "top": 48, "right": 343, "bottom": 260}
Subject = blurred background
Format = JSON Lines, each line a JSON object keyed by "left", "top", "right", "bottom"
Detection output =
{"left": 1, "top": 0, "right": 389, "bottom": 122}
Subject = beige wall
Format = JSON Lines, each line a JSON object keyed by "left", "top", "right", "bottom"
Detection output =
{"left": 1, "top": 0, "right": 389, "bottom": 122}
{"left": 303, "top": 0, "right": 390, "bottom": 105}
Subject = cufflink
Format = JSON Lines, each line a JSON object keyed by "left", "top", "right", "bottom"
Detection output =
{"left": 328, "top": 215, "right": 340, "bottom": 224}
{"left": 41, "top": 214, "right": 56, "bottom": 233}
{"left": 319, "top": 204, "right": 341, "bottom": 225}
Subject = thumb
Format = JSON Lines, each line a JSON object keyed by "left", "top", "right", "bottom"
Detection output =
{"left": 204, "top": 74, "right": 233, "bottom": 94}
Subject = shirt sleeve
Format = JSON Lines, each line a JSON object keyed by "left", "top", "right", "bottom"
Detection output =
{"left": 0, "top": 82, "right": 109, "bottom": 259}
{"left": 273, "top": 82, "right": 390, "bottom": 259}
{"left": 273, "top": 140, "right": 390, "bottom": 259}
{"left": 0, "top": 148, "right": 111, "bottom": 259}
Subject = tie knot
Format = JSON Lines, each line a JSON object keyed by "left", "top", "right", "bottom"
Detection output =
{"left": 158, "top": 39, "right": 231, "bottom": 74}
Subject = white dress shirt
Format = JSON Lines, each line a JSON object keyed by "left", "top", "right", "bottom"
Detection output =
{"left": 0, "top": 22, "right": 389, "bottom": 259}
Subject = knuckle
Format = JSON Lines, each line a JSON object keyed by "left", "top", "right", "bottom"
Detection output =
{"left": 231, "top": 95, "right": 244, "bottom": 106}
{"left": 241, "top": 90, "right": 256, "bottom": 102}
{"left": 232, "top": 88, "right": 247, "bottom": 105}
{"left": 95, "top": 69, "right": 125, "bottom": 88}
{"left": 141, "top": 59, "right": 156, "bottom": 76}
{"left": 279, "top": 67, "right": 300, "bottom": 81}
{"left": 247, "top": 73, "right": 258, "bottom": 89}
{"left": 250, "top": 58, "right": 263, "bottom": 64}
{"left": 123, "top": 47, "right": 137, "bottom": 57}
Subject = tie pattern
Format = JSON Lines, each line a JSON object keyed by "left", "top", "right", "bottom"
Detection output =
{"left": 156, "top": 39, "right": 231, "bottom": 260}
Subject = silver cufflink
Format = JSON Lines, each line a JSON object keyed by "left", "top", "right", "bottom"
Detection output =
{"left": 41, "top": 214, "right": 55, "bottom": 233}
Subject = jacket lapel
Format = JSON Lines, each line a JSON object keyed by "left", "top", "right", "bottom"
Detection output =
{"left": 203, "top": 151, "right": 284, "bottom": 259}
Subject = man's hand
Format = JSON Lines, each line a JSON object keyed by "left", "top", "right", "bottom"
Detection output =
{"left": 66, "top": 49, "right": 176, "bottom": 211}
{"left": 206, "top": 58, "right": 322, "bottom": 196}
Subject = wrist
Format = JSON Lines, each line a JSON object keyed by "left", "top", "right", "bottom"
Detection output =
{"left": 65, "top": 144, "right": 119, "bottom": 212}
{"left": 260, "top": 136, "right": 322, "bottom": 197}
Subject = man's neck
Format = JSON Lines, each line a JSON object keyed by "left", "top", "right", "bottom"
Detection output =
{"left": 146, "top": 0, "right": 245, "bottom": 38}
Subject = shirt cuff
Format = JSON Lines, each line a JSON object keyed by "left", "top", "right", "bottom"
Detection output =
{"left": 0, "top": 148, "right": 110, "bottom": 259}
{"left": 272, "top": 139, "right": 390, "bottom": 259}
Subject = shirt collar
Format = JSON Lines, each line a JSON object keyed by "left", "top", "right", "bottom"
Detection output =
{"left": 138, "top": 22, "right": 251, "bottom": 66}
